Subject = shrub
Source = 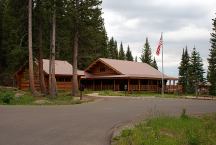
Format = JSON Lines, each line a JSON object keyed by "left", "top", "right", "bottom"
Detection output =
{"left": 0, "top": 92, "right": 14, "bottom": 104}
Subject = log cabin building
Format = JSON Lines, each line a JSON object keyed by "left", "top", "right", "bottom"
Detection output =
{"left": 14, "top": 59, "right": 84, "bottom": 90}
{"left": 14, "top": 58, "right": 180, "bottom": 93}
{"left": 83, "top": 58, "right": 180, "bottom": 93}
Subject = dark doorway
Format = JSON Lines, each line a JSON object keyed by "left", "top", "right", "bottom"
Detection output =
{"left": 119, "top": 79, "right": 128, "bottom": 91}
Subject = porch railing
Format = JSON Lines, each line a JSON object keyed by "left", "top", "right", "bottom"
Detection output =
{"left": 84, "top": 84, "right": 181, "bottom": 93}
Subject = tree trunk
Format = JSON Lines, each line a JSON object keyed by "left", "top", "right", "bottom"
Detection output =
{"left": 28, "top": 0, "right": 37, "bottom": 95}
{"left": 72, "top": 30, "right": 79, "bottom": 96}
{"left": 49, "top": 4, "right": 57, "bottom": 98}
{"left": 38, "top": 18, "right": 46, "bottom": 94}
{"left": 72, "top": 0, "right": 79, "bottom": 97}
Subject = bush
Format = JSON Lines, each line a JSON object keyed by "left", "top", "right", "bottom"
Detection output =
{"left": 0, "top": 92, "right": 14, "bottom": 104}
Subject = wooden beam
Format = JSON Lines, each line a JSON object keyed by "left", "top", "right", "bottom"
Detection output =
{"left": 138, "top": 80, "right": 141, "bottom": 91}
{"left": 101, "top": 80, "right": 102, "bottom": 90}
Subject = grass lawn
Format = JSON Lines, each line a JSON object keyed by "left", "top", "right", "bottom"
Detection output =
{"left": 0, "top": 86, "right": 89, "bottom": 105}
{"left": 113, "top": 113, "right": 216, "bottom": 145}
{"left": 97, "top": 90, "right": 184, "bottom": 98}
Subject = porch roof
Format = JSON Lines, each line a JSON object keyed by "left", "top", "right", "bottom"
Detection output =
{"left": 82, "top": 74, "right": 178, "bottom": 80}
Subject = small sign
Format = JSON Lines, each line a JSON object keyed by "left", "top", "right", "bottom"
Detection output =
{"left": 124, "top": 85, "right": 127, "bottom": 91}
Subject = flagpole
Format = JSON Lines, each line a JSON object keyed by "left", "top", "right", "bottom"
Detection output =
{"left": 161, "top": 32, "right": 164, "bottom": 97}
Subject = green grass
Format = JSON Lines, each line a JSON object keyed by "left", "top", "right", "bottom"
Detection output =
{"left": 113, "top": 114, "right": 216, "bottom": 145}
{"left": 0, "top": 86, "right": 85, "bottom": 105}
{"left": 98, "top": 90, "right": 183, "bottom": 98}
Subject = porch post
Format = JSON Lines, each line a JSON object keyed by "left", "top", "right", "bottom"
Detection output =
{"left": 78, "top": 76, "right": 80, "bottom": 88}
{"left": 169, "top": 80, "right": 171, "bottom": 93}
{"left": 93, "top": 80, "right": 95, "bottom": 91}
{"left": 114, "top": 79, "right": 115, "bottom": 91}
{"left": 157, "top": 80, "right": 159, "bottom": 92}
{"left": 100, "top": 80, "right": 102, "bottom": 90}
{"left": 173, "top": 80, "right": 175, "bottom": 92}
{"left": 128, "top": 79, "right": 130, "bottom": 92}
{"left": 138, "top": 80, "right": 141, "bottom": 91}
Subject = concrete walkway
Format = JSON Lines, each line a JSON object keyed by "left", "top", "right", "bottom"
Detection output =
{"left": 0, "top": 97, "right": 216, "bottom": 145}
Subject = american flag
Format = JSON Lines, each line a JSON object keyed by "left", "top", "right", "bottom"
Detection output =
{"left": 156, "top": 34, "right": 163, "bottom": 56}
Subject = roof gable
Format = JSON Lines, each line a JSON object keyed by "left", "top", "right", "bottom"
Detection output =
{"left": 85, "top": 59, "right": 122, "bottom": 75}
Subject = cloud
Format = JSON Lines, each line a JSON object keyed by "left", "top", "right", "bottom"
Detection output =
{"left": 102, "top": 0, "right": 216, "bottom": 77}
{"left": 166, "top": 24, "right": 210, "bottom": 42}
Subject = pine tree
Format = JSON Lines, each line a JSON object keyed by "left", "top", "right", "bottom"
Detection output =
{"left": 114, "top": 40, "right": 118, "bottom": 59}
{"left": 140, "top": 37, "right": 153, "bottom": 65}
{"left": 108, "top": 37, "right": 115, "bottom": 59}
{"left": 188, "top": 47, "right": 205, "bottom": 94}
{"left": 178, "top": 47, "right": 190, "bottom": 93}
{"left": 72, "top": 0, "right": 79, "bottom": 96}
{"left": 152, "top": 57, "right": 158, "bottom": 70}
{"left": 1, "top": 0, "right": 29, "bottom": 85}
{"left": 208, "top": 15, "right": 216, "bottom": 95}
{"left": 67, "top": 0, "right": 105, "bottom": 96}
{"left": 28, "top": 0, "right": 37, "bottom": 95}
{"left": 126, "top": 45, "right": 133, "bottom": 61}
{"left": 34, "top": 0, "right": 46, "bottom": 94}
{"left": 118, "top": 42, "right": 125, "bottom": 60}
{"left": 99, "top": 27, "right": 109, "bottom": 58}
{"left": 0, "top": 0, "right": 108, "bottom": 88}
{"left": 0, "top": 0, "right": 4, "bottom": 72}
{"left": 49, "top": 0, "right": 57, "bottom": 98}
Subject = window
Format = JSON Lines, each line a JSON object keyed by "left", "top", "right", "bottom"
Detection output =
{"left": 56, "top": 77, "right": 71, "bottom": 82}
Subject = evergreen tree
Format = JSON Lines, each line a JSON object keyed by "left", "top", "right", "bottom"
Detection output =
{"left": 152, "top": 57, "right": 158, "bottom": 70}
{"left": 0, "top": 0, "right": 108, "bottom": 87}
{"left": 107, "top": 37, "right": 118, "bottom": 59}
{"left": 188, "top": 47, "right": 205, "bottom": 94}
{"left": 56, "top": 0, "right": 108, "bottom": 69}
{"left": 34, "top": 0, "right": 47, "bottom": 94}
{"left": 28, "top": 0, "right": 37, "bottom": 95}
{"left": 178, "top": 47, "right": 190, "bottom": 93}
{"left": 126, "top": 45, "right": 133, "bottom": 61}
{"left": 208, "top": 15, "right": 216, "bottom": 95}
{"left": 140, "top": 37, "right": 153, "bottom": 65}
{"left": 118, "top": 42, "right": 125, "bottom": 60}
{"left": 114, "top": 40, "right": 118, "bottom": 59}
{"left": 1, "top": 0, "right": 29, "bottom": 85}
{"left": 99, "top": 27, "right": 109, "bottom": 58}
{"left": 108, "top": 37, "right": 115, "bottom": 59}
{"left": 0, "top": 0, "right": 5, "bottom": 72}
{"left": 49, "top": 0, "right": 57, "bottom": 98}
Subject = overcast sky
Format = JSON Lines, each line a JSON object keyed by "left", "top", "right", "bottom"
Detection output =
{"left": 101, "top": 0, "right": 216, "bottom": 77}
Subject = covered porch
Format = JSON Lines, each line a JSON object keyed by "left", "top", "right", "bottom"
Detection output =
{"left": 82, "top": 78, "right": 181, "bottom": 93}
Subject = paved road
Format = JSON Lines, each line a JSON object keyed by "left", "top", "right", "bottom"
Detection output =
{"left": 1, "top": 97, "right": 216, "bottom": 145}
